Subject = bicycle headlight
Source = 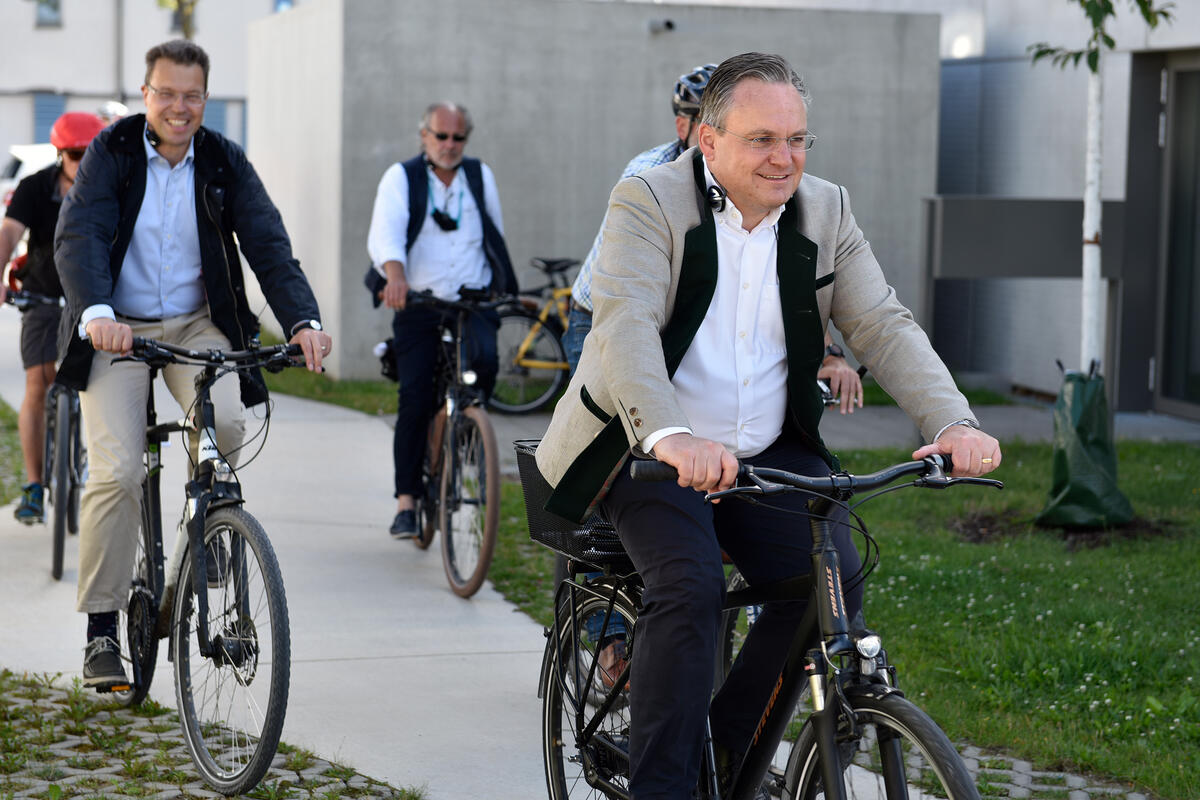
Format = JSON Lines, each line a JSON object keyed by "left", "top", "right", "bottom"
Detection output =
{"left": 461, "top": 370, "right": 478, "bottom": 386}
{"left": 855, "top": 634, "right": 882, "bottom": 658}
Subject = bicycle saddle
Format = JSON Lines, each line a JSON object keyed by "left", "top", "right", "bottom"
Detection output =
{"left": 530, "top": 258, "right": 580, "bottom": 274}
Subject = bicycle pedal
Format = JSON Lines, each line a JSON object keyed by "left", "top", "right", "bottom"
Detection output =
{"left": 95, "top": 683, "right": 132, "bottom": 694}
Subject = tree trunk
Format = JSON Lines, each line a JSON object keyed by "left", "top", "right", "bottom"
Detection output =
{"left": 1080, "top": 55, "right": 1104, "bottom": 371}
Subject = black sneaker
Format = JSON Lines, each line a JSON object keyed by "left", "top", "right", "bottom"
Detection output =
{"left": 389, "top": 510, "right": 417, "bottom": 539}
{"left": 83, "top": 636, "right": 129, "bottom": 690}
{"left": 206, "top": 537, "right": 229, "bottom": 588}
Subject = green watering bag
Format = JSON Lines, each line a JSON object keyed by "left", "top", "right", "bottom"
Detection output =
{"left": 1036, "top": 361, "right": 1134, "bottom": 528}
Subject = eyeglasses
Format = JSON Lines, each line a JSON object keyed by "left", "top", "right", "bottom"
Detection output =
{"left": 146, "top": 83, "right": 208, "bottom": 107}
{"left": 62, "top": 149, "right": 86, "bottom": 161}
{"left": 425, "top": 129, "right": 468, "bottom": 143}
{"left": 714, "top": 126, "right": 817, "bottom": 152}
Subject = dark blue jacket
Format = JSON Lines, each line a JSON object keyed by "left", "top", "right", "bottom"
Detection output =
{"left": 54, "top": 114, "right": 320, "bottom": 406}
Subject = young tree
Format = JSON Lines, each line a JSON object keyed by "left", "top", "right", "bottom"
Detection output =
{"left": 157, "top": 0, "right": 199, "bottom": 40}
{"left": 1028, "top": 0, "right": 1173, "bottom": 373}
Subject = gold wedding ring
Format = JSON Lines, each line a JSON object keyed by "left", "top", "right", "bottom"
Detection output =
{"left": 981, "top": 457, "right": 994, "bottom": 464}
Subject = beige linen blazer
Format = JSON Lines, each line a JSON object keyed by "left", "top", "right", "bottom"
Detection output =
{"left": 536, "top": 149, "right": 973, "bottom": 520}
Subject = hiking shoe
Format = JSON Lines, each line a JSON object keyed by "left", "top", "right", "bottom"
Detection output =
{"left": 389, "top": 510, "right": 417, "bottom": 539}
{"left": 206, "top": 537, "right": 229, "bottom": 588}
{"left": 14, "top": 482, "right": 44, "bottom": 525}
{"left": 83, "top": 636, "right": 129, "bottom": 690}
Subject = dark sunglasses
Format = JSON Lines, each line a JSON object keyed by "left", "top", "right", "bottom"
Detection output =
{"left": 427, "top": 130, "right": 468, "bottom": 143}
{"left": 63, "top": 149, "right": 87, "bottom": 161}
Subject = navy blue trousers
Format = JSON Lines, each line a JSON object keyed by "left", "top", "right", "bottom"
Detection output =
{"left": 391, "top": 305, "right": 498, "bottom": 498}
{"left": 600, "top": 435, "right": 863, "bottom": 799}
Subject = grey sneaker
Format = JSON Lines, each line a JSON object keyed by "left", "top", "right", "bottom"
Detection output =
{"left": 389, "top": 510, "right": 417, "bottom": 539}
{"left": 83, "top": 636, "right": 129, "bottom": 690}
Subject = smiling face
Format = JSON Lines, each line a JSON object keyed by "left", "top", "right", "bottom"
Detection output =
{"left": 142, "top": 58, "right": 206, "bottom": 164}
{"left": 698, "top": 79, "right": 808, "bottom": 230}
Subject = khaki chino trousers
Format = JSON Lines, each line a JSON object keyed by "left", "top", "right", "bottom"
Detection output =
{"left": 76, "top": 310, "right": 246, "bottom": 613}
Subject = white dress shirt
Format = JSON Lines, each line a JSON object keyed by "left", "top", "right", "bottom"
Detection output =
{"left": 367, "top": 160, "right": 503, "bottom": 301}
{"left": 80, "top": 132, "right": 205, "bottom": 333}
{"left": 643, "top": 161, "right": 788, "bottom": 459}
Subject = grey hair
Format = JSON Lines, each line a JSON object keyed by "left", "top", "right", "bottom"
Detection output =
{"left": 698, "top": 52, "right": 810, "bottom": 129}
{"left": 420, "top": 102, "right": 474, "bottom": 135}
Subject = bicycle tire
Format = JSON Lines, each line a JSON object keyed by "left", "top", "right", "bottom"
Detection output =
{"left": 416, "top": 408, "right": 447, "bottom": 550}
{"left": 490, "top": 310, "right": 568, "bottom": 414}
{"left": 173, "top": 506, "right": 290, "bottom": 796}
{"left": 67, "top": 397, "right": 84, "bottom": 534}
{"left": 42, "top": 386, "right": 58, "bottom": 517}
{"left": 439, "top": 405, "right": 499, "bottom": 597}
{"left": 51, "top": 395, "right": 70, "bottom": 580}
{"left": 785, "top": 689, "right": 980, "bottom": 800}
{"left": 542, "top": 584, "right": 638, "bottom": 799}
{"left": 114, "top": 478, "right": 162, "bottom": 708}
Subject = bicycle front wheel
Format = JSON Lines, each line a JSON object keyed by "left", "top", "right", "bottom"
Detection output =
{"left": 67, "top": 400, "right": 85, "bottom": 534}
{"left": 542, "top": 584, "right": 638, "bottom": 799}
{"left": 786, "top": 690, "right": 979, "bottom": 800}
{"left": 439, "top": 406, "right": 499, "bottom": 597}
{"left": 490, "top": 310, "right": 568, "bottom": 414}
{"left": 51, "top": 394, "right": 71, "bottom": 580}
{"left": 173, "top": 506, "right": 290, "bottom": 796}
{"left": 114, "top": 476, "right": 162, "bottom": 708}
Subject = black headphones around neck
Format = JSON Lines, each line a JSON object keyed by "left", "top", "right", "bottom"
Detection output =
{"left": 706, "top": 183, "right": 727, "bottom": 212}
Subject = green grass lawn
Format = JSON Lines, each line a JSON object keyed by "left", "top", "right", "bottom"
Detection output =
{"left": 493, "top": 439, "right": 1200, "bottom": 800}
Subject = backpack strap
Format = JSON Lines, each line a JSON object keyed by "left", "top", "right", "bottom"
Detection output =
{"left": 401, "top": 155, "right": 428, "bottom": 254}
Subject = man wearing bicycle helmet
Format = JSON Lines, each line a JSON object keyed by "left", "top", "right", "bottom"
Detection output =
{"left": 566, "top": 64, "right": 863, "bottom": 412}
{"left": 0, "top": 111, "right": 105, "bottom": 524}
{"left": 537, "top": 53, "right": 1001, "bottom": 798}
{"left": 366, "top": 102, "right": 517, "bottom": 539}
{"left": 55, "top": 40, "right": 330, "bottom": 691}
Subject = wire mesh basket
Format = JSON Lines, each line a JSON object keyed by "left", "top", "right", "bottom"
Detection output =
{"left": 513, "top": 439, "right": 628, "bottom": 567}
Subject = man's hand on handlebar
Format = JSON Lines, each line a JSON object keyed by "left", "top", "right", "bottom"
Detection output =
{"left": 818, "top": 359, "right": 864, "bottom": 415}
{"left": 913, "top": 424, "right": 1001, "bottom": 478}
{"left": 290, "top": 327, "right": 332, "bottom": 372}
{"left": 650, "top": 433, "right": 739, "bottom": 496}
{"left": 86, "top": 318, "right": 134, "bottom": 355}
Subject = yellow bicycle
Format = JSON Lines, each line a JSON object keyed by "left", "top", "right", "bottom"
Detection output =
{"left": 491, "top": 257, "right": 577, "bottom": 414}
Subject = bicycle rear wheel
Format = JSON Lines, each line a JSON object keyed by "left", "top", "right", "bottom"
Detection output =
{"left": 490, "top": 310, "right": 568, "bottom": 414}
{"left": 785, "top": 690, "right": 979, "bottom": 800}
{"left": 173, "top": 506, "right": 290, "bottom": 796}
{"left": 542, "top": 583, "right": 638, "bottom": 799}
{"left": 114, "top": 476, "right": 162, "bottom": 708}
{"left": 51, "top": 394, "right": 70, "bottom": 580}
{"left": 439, "top": 406, "right": 499, "bottom": 597}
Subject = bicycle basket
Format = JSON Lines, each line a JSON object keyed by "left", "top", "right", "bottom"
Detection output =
{"left": 514, "top": 440, "right": 627, "bottom": 566}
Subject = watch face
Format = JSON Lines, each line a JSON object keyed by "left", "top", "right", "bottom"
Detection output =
{"left": 826, "top": 344, "right": 844, "bottom": 358}
{"left": 309, "top": 320, "right": 323, "bottom": 331}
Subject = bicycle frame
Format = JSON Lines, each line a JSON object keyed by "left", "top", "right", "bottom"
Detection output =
{"left": 146, "top": 364, "right": 246, "bottom": 663}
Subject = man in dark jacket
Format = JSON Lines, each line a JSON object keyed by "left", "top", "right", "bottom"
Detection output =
{"left": 54, "top": 39, "right": 331, "bottom": 690}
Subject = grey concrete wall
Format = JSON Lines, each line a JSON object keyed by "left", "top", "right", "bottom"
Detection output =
{"left": 250, "top": 0, "right": 940, "bottom": 379}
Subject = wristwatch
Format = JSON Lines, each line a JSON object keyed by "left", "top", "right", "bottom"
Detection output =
{"left": 824, "top": 343, "right": 845, "bottom": 359}
{"left": 291, "top": 319, "right": 323, "bottom": 335}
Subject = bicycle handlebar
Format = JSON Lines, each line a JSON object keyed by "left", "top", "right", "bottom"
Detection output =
{"left": 3, "top": 289, "right": 63, "bottom": 311}
{"left": 629, "top": 453, "right": 1004, "bottom": 499}
{"left": 406, "top": 288, "right": 512, "bottom": 314}
{"left": 123, "top": 336, "right": 303, "bottom": 372}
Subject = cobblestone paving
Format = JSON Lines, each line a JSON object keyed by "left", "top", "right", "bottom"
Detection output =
{"left": 1, "top": 671, "right": 1160, "bottom": 800}
{"left": 0, "top": 672, "right": 419, "bottom": 799}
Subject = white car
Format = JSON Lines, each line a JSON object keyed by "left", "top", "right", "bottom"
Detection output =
{"left": 2, "top": 143, "right": 58, "bottom": 209}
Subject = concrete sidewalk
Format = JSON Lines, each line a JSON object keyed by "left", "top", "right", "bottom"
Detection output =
{"left": 2, "top": 306, "right": 1199, "bottom": 799}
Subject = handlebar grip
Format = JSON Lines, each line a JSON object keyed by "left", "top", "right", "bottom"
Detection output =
{"left": 629, "top": 460, "right": 680, "bottom": 482}
{"left": 929, "top": 453, "right": 954, "bottom": 473}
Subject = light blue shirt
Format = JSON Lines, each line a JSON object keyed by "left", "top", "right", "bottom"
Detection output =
{"left": 79, "top": 130, "right": 205, "bottom": 333}
{"left": 570, "top": 139, "right": 686, "bottom": 311}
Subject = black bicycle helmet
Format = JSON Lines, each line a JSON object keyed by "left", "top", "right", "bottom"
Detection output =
{"left": 672, "top": 63, "right": 718, "bottom": 118}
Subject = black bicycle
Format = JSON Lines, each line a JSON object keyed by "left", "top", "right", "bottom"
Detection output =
{"left": 3, "top": 288, "right": 83, "bottom": 579}
{"left": 517, "top": 442, "right": 1002, "bottom": 800}
{"left": 105, "top": 336, "right": 297, "bottom": 796}
{"left": 405, "top": 288, "right": 503, "bottom": 598}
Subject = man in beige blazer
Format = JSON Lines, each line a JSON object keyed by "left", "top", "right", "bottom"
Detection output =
{"left": 536, "top": 52, "right": 1001, "bottom": 798}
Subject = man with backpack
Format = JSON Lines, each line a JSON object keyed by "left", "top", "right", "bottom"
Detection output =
{"left": 366, "top": 102, "right": 517, "bottom": 539}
